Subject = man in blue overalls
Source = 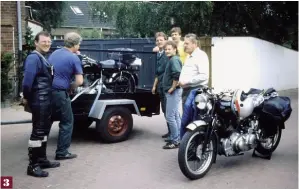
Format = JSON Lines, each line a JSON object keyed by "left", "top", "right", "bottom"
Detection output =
{"left": 22, "top": 31, "right": 60, "bottom": 177}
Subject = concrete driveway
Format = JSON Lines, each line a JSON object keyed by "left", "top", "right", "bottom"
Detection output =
{"left": 1, "top": 89, "right": 298, "bottom": 189}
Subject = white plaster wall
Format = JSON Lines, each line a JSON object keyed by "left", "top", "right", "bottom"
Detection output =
{"left": 211, "top": 37, "right": 298, "bottom": 91}
{"left": 28, "top": 22, "right": 43, "bottom": 36}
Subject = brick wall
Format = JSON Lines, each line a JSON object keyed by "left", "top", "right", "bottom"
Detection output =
{"left": 1, "top": 1, "right": 26, "bottom": 99}
{"left": 1, "top": 1, "right": 26, "bottom": 54}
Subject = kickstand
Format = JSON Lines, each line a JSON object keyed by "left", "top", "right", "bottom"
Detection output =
{"left": 252, "top": 149, "right": 272, "bottom": 160}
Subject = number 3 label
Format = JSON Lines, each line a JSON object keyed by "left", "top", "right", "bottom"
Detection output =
{"left": 1, "top": 177, "right": 13, "bottom": 189}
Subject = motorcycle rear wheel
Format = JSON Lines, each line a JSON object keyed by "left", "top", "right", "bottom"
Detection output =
{"left": 255, "top": 124, "right": 282, "bottom": 155}
{"left": 178, "top": 127, "right": 217, "bottom": 180}
{"left": 111, "top": 72, "right": 136, "bottom": 93}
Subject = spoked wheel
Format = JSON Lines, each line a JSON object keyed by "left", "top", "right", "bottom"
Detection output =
{"left": 111, "top": 73, "right": 135, "bottom": 93}
{"left": 178, "top": 127, "right": 217, "bottom": 180}
{"left": 255, "top": 125, "right": 282, "bottom": 155}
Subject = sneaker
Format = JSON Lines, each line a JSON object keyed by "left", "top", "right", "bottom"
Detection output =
{"left": 163, "top": 142, "right": 179, "bottom": 149}
{"left": 55, "top": 152, "right": 77, "bottom": 160}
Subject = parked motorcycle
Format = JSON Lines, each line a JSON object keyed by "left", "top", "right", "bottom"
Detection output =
{"left": 178, "top": 87, "right": 292, "bottom": 180}
{"left": 76, "top": 48, "right": 141, "bottom": 94}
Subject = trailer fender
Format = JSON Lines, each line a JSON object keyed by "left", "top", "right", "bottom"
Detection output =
{"left": 88, "top": 99, "right": 141, "bottom": 120}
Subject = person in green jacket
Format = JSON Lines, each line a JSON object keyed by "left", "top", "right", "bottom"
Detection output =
{"left": 152, "top": 32, "right": 171, "bottom": 138}
{"left": 162, "top": 40, "right": 182, "bottom": 149}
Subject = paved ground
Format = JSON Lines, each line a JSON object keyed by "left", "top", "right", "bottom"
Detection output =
{"left": 1, "top": 89, "right": 298, "bottom": 189}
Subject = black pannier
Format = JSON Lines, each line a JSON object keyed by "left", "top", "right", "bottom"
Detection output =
{"left": 262, "top": 96, "right": 292, "bottom": 122}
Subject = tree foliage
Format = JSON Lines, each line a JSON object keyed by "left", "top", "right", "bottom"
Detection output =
{"left": 79, "top": 28, "right": 103, "bottom": 39}
{"left": 1, "top": 52, "right": 14, "bottom": 101}
{"left": 89, "top": 1, "right": 298, "bottom": 50}
{"left": 25, "top": 1, "right": 67, "bottom": 32}
{"left": 209, "top": 2, "right": 298, "bottom": 50}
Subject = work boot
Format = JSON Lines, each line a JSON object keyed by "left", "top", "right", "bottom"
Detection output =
{"left": 27, "top": 147, "right": 49, "bottom": 177}
{"left": 27, "top": 164, "right": 49, "bottom": 177}
{"left": 38, "top": 142, "right": 60, "bottom": 169}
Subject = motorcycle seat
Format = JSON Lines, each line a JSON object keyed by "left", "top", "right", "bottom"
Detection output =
{"left": 99, "top": 59, "right": 141, "bottom": 70}
{"left": 99, "top": 59, "right": 117, "bottom": 69}
{"left": 263, "top": 88, "right": 276, "bottom": 96}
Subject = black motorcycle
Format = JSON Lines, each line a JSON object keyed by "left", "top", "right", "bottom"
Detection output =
{"left": 78, "top": 48, "right": 141, "bottom": 93}
{"left": 178, "top": 87, "right": 292, "bottom": 180}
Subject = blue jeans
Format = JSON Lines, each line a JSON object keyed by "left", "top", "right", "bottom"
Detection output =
{"left": 165, "top": 88, "right": 182, "bottom": 143}
{"left": 52, "top": 90, "right": 74, "bottom": 156}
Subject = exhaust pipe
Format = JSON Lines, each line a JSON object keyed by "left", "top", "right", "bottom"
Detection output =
{"left": 1, "top": 119, "right": 32, "bottom": 125}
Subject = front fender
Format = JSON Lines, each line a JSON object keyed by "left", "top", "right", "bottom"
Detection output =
{"left": 186, "top": 120, "right": 208, "bottom": 131}
{"left": 185, "top": 119, "right": 219, "bottom": 163}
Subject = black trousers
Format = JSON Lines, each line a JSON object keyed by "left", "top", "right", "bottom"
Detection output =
{"left": 28, "top": 100, "right": 52, "bottom": 165}
{"left": 30, "top": 104, "right": 52, "bottom": 141}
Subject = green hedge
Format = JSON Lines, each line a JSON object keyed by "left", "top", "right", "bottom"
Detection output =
{"left": 1, "top": 52, "right": 13, "bottom": 102}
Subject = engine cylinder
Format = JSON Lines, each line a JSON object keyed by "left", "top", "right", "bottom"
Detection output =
{"left": 220, "top": 132, "right": 257, "bottom": 156}
{"left": 234, "top": 133, "right": 257, "bottom": 151}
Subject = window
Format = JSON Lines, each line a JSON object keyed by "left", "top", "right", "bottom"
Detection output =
{"left": 70, "top": 6, "right": 84, "bottom": 15}
{"left": 53, "top": 35, "right": 64, "bottom": 40}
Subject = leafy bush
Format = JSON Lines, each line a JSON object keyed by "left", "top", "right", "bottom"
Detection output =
{"left": 1, "top": 52, "right": 13, "bottom": 102}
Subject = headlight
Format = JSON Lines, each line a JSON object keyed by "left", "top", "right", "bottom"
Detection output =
{"left": 195, "top": 94, "right": 208, "bottom": 110}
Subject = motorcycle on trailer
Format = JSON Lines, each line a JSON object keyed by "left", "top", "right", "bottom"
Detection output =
{"left": 68, "top": 48, "right": 160, "bottom": 143}
{"left": 178, "top": 87, "right": 292, "bottom": 180}
{"left": 12, "top": 48, "right": 161, "bottom": 144}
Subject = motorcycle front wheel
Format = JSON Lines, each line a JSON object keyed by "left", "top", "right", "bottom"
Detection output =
{"left": 178, "top": 127, "right": 217, "bottom": 180}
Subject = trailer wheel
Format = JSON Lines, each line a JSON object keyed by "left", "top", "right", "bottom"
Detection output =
{"left": 96, "top": 107, "right": 133, "bottom": 143}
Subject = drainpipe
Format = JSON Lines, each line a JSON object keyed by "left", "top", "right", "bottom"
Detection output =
{"left": 17, "top": 1, "right": 23, "bottom": 97}
{"left": 12, "top": 27, "right": 17, "bottom": 97}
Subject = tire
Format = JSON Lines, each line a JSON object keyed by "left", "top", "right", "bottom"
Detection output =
{"left": 73, "top": 117, "right": 93, "bottom": 132}
{"left": 178, "top": 127, "right": 217, "bottom": 180}
{"left": 111, "top": 72, "right": 136, "bottom": 93}
{"left": 255, "top": 124, "right": 282, "bottom": 155}
{"left": 96, "top": 106, "right": 133, "bottom": 143}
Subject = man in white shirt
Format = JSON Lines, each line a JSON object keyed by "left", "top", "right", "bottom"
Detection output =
{"left": 179, "top": 33, "right": 209, "bottom": 106}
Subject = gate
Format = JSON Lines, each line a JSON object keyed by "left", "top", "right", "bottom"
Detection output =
{"left": 199, "top": 37, "right": 213, "bottom": 87}
{"left": 51, "top": 36, "right": 213, "bottom": 88}
{"left": 51, "top": 38, "right": 157, "bottom": 89}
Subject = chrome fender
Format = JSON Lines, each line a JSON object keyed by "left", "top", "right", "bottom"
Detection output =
{"left": 186, "top": 120, "right": 208, "bottom": 131}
